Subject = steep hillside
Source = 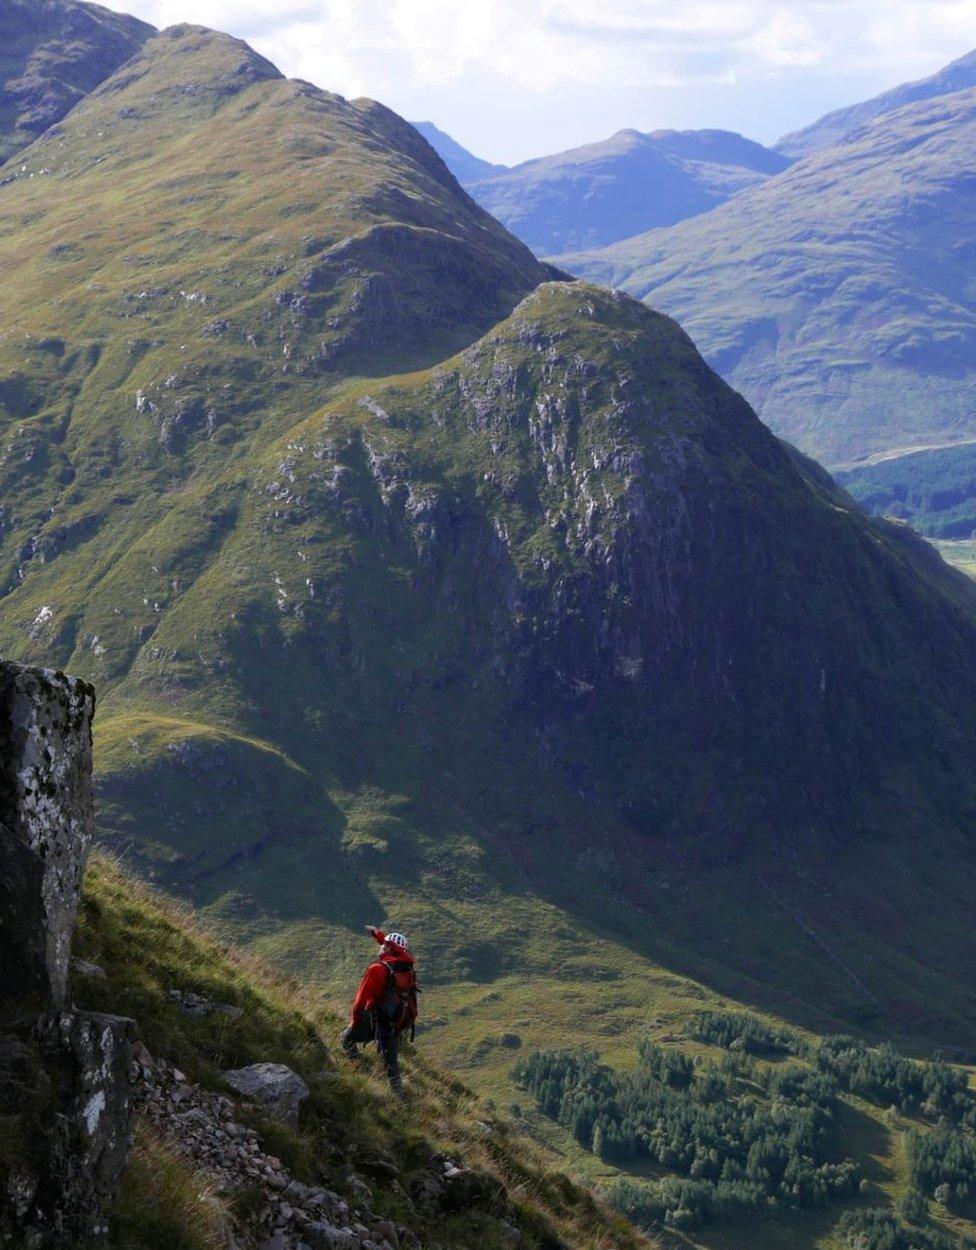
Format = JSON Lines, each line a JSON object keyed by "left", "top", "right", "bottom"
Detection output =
{"left": 68, "top": 860, "right": 976, "bottom": 1250}
{"left": 777, "top": 46, "right": 976, "bottom": 158}
{"left": 7, "top": 8, "right": 976, "bottom": 1181}
{"left": 65, "top": 856, "right": 647, "bottom": 1250}
{"left": 0, "top": 0, "right": 153, "bottom": 163}
{"left": 412, "top": 120, "right": 506, "bottom": 183}
{"left": 417, "top": 124, "right": 790, "bottom": 255}
{"left": 563, "top": 88, "right": 976, "bottom": 464}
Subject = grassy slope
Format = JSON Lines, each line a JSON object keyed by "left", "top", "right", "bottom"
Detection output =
{"left": 75, "top": 855, "right": 647, "bottom": 1250}
{"left": 775, "top": 47, "right": 976, "bottom": 158}
{"left": 560, "top": 89, "right": 976, "bottom": 466}
{"left": 75, "top": 858, "right": 976, "bottom": 1250}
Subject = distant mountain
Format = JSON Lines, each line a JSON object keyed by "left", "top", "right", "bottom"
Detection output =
{"left": 0, "top": 0, "right": 153, "bottom": 164}
{"left": 412, "top": 119, "right": 506, "bottom": 183}
{"left": 412, "top": 122, "right": 790, "bottom": 255}
{"left": 563, "top": 87, "right": 976, "bottom": 465}
{"left": 777, "top": 46, "right": 976, "bottom": 158}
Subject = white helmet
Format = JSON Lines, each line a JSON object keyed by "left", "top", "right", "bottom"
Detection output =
{"left": 385, "top": 931, "right": 409, "bottom": 949}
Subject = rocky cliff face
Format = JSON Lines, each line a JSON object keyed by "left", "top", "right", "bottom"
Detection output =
{"left": 0, "top": 660, "right": 134, "bottom": 1248}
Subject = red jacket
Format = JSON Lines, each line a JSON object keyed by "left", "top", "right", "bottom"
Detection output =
{"left": 350, "top": 929, "right": 416, "bottom": 1024}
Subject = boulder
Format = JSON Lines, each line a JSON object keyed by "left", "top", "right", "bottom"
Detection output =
{"left": 222, "top": 1062, "right": 309, "bottom": 1125}
{"left": 0, "top": 661, "right": 96, "bottom": 1008}
{"left": 305, "top": 1222, "right": 360, "bottom": 1250}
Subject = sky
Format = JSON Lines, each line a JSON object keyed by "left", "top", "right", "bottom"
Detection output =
{"left": 117, "top": 0, "right": 976, "bottom": 164}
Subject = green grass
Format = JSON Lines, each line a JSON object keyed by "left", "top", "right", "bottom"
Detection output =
{"left": 936, "top": 540, "right": 976, "bottom": 580}
{"left": 86, "top": 844, "right": 976, "bottom": 1250}
{"left": 73, "top": 855, "right": 976, "bottom": 1250}
{"left": 109, "top": 1123, "right": 229, "bottom": 1250}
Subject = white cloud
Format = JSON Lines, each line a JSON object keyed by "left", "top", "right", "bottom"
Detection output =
{"left": 118, "top": 0, "right": 976, "bottom": 158}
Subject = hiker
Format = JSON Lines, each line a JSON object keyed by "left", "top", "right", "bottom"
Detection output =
{"left": 340, "top": 926, "right": 419, "bottom": 1096}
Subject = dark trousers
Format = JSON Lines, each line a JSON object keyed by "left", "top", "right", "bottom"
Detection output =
{"left": 340, "top": 1015, "right": 402, "bottom": 1092}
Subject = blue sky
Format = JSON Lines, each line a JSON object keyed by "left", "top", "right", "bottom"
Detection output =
{"left": 120, "top": 1, "right": 976, "bottom": 163}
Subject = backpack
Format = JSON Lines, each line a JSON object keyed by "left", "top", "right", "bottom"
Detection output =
{"left": 377, "top": 959, "right": 420, "bottom": 1040}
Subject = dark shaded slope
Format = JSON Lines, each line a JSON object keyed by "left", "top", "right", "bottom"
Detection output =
{"left": 563, "top": 88, "right": 976, "bottom": 464}
{"left": 0, "top": 0, "right": 154, "bottom": 164}
{"left": 778, "top": 46, "right": 976, "bottom": 158}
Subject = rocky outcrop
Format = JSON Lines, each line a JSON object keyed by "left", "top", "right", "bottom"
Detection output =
{"left": 21, "top": 1011, "right": 136, "bottom": 1244}
{"left": 0, "top": 661, "right": 96, "bottom": 1006}
{"left": 0, "top": 660, "right": 134, "bottom": 1247}
{"left": 135, "top": 1046, "right": 474, "bottom": 1250}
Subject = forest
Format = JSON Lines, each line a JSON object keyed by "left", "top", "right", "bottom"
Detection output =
{"left": 513, "top": 1013, "right": 976, "bottom": 1242}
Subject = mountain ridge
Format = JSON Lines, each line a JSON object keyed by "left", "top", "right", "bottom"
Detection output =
{"left": 412, "top": 119, "right": 507, "bottom": 182}
{"left": 777, "top": 45, "right": 976, "bottom": 158}
{"left": 413, "top": 119, "right": 791, "bottom": 254}
{"left": 0, "top": 0, "right": 154, "bottom": 163}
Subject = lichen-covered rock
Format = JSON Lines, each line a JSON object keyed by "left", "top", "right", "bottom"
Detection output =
{"left": 0, "top": 661, "right": 134, "bottom": 1247}
{"left": 22, "top": 1010, "right": 135, "bottom": 1245}
{"left": 0, "top": 1011, "right": 135, "bottom": 1246}
{"left": 222, "top": 1062, "right": 310, "bottom": 1125}
{"left": 0, "top": 661, "right": 96, "bottom": 1008}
